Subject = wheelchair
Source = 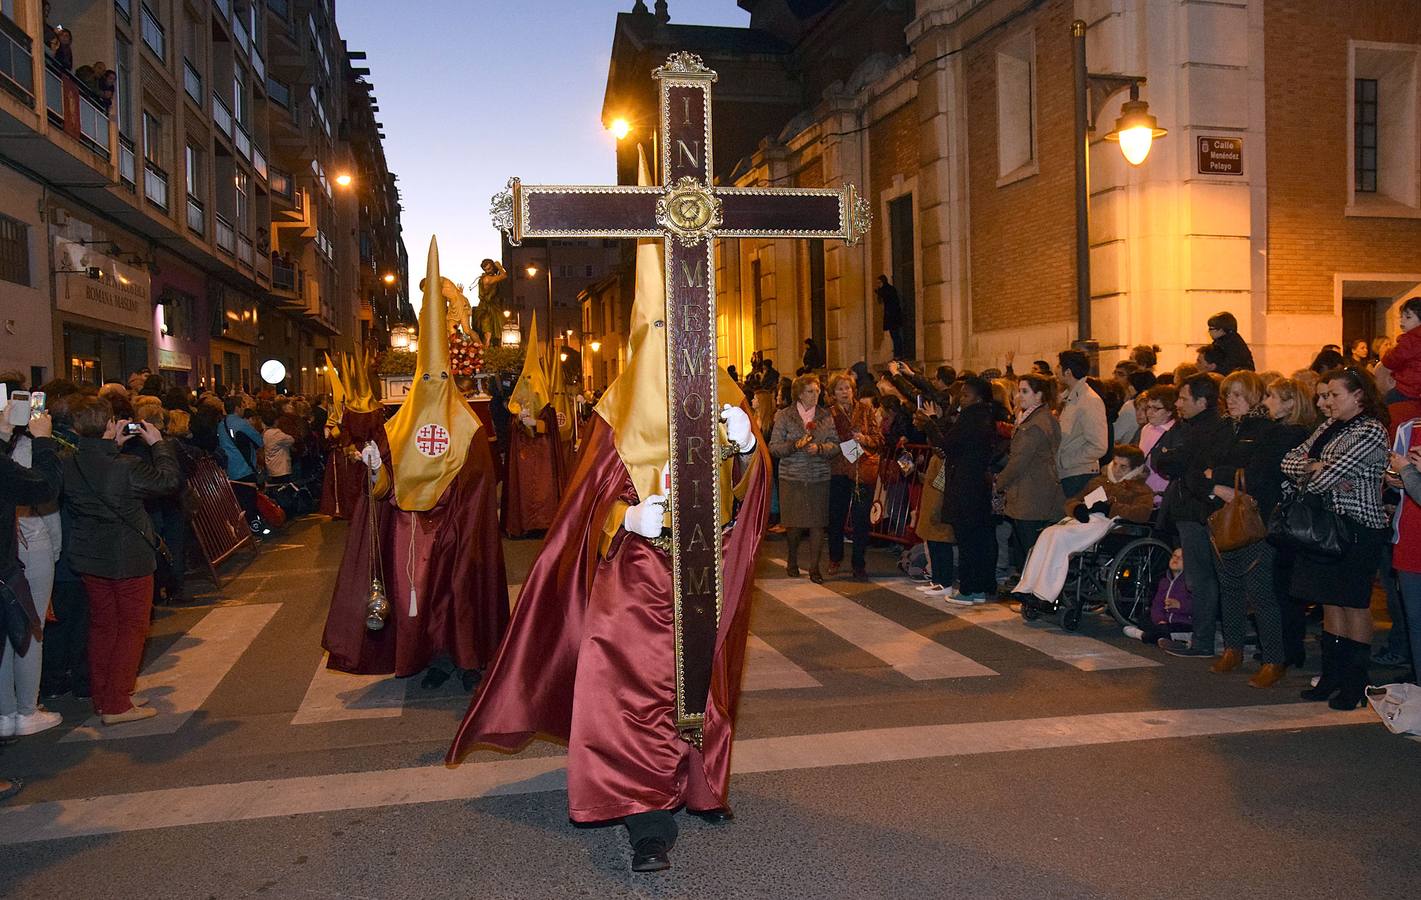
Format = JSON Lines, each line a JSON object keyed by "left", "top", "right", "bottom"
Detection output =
{"left": 1018, "top": 518, "right": 1174, "bottom": 632}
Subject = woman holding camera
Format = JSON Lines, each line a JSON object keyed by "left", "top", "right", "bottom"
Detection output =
{"left": 60, "top": 396, "right": 180, "bottom": 725}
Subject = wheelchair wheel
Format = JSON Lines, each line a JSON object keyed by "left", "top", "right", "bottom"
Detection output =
{"left": 1062, "top": 604, "right": 1083, "bottom": 632}
{"left": 1020, "top": 598, "right": 1041, "bottom": 621}
{"left": 1105, "top": 537, "right": 1173, "bottom": 627}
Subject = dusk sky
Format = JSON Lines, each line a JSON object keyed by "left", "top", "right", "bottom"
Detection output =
{"left": 337, "top": 1, "right": 751, "bottom": 304}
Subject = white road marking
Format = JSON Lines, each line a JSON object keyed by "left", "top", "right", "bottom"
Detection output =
{"left": 290, "top": 653, "right": 408, "bottom": 725}
{"left": 742, "top": 634, "right": 822, "bottom": 691}
{"left": 756, "top": 575, "right": 996, "bottom": 680}
{"left": 61, "top": 604, "right": 281, "bottom": 742}
{"left": 878, "top": 578, "right": 1161, "bottom": 671}
{"left": 0, "top": 703, "right": 1373, "bottom": 844}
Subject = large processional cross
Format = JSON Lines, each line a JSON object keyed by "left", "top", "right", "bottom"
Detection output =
{"left": 491, "top": 52, "right": 870, "bottom": 745}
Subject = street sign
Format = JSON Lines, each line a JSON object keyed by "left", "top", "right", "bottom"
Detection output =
{"left": 1198, "top": 137, "right": 1244, "bottom": 175}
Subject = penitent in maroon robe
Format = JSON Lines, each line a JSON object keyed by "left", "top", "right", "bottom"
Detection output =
{"left": 500, "top": 405, "right": 565, "bottom": 538}
{"left": 319, "top": 445, "right": 366, "bottom": 520}
{"left": 322, "top": 409, "right": 509, "bottom": 676}
{"left": 448, "top": 411, "right": 769, "bottom": 821}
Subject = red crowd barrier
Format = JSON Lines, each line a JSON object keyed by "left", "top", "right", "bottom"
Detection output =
{"left": 868, "top": 442, "right": 933, "bottom": 546}
{"left": 186, "top": 457, "right": 258, "bottom": 586}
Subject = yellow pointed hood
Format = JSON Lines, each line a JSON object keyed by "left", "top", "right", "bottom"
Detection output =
{"left": 595, "top": 146, "right": 738, "bottom": 502}
{"left": 383, "top": 237, "right": 481, "bottom": 511}
{"left": 344, "top": 348, "right": 379, "bottom": 413}
{"left": 508, "top": 310, "right": 553, "bottom": 417}
{"left": 324, "top": 352, "right": 347, "bottom": 427}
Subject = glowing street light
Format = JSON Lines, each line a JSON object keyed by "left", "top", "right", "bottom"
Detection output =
{"left": 382, "top": 273, "right": 396, "bottom": 285}
{"left": 1103, "top": 93, "right": 1167, "bottom": 166}
{"left": 609, "top": 117, "right": 631, "bottom": 140}
{"left": 525, "top": 264, "right": 539, "bottom": 279}
{"left": 589, "top": 340, "right": 601, "bottom": 353}
{"left": 334, "top": 172, "right": 353, "bottom": 187}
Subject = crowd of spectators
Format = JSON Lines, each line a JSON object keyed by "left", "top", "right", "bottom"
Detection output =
{"left": 41, "top": 2, "right": 116, "bottom": 111}
{"left": 0, "top": 368, "right": 330, "bottom": 772}
{"left": 751, "top": 293, "right": 1420, "bottom": 713}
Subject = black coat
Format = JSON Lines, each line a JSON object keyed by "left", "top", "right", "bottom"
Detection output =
{"left": 876, "top": 283, "right": 903, "bottom": 331}
{"left": 1211, "top": 417, "right": 1310, "bottom": 520}
{"left": 61, "top": 437, "right": 181, "bottom": 579}
{"left": 1154, "top": 407, "right": 1234, "bottom": 524}
{"left": 924, "top": 402, "right": 998, "bottom": 528}
{"left": 1212, "top": 331, "right": 1255, "bottom": 375}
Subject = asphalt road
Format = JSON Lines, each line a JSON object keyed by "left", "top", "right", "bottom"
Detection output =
{"left": 0, "top": 516, "right": 1417, "bottom": 899}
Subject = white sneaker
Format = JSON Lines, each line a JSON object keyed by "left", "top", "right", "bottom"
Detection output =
{"left": 1122, "top": 625, "right": 1144, "bottom": 640}
{"left": 13, "top": 710, "right": 61, "bottom": 737}
{"left": 922, "top": 584, "right": 952, "bottom": 596}
{"left": 0, "top": 714, "right": 14, "bottom": 739}
{"left": 916, "top": 583, "right": 943, "bottom": 593}
{"left": 1310, "top": 675, "right": 1321, "bottom": 688}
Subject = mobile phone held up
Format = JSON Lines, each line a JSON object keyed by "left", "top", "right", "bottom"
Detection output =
{"left": 29, "top": 391, "right": 46, "bottom": 419}
{"left": 6, "top": 390, "right": 31, "bottom": 427}
{"left": 123, "top": 421, "right": 145, "bottom": 436}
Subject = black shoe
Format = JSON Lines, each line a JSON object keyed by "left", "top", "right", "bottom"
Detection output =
{"left": 0, "top": 778, "right": 22, "bottom": 803}
{"left": 420, "top": 667, "right": 452, "bottom": 689}
{"left": 1328, "top": 637, "right": 1371, "bottom": 711}
{"left": 1301, "top": 632, "right": 1342, "bottom": 701}
{"left": 459, "top": 668, "right": 481, "bottom": 692}
{"left": 631, "top": 837, "right": 672, "bottom": 873}
{"left": 39, "top": 679, "right": 70, "bottom": 701}
{"left": 690, "top": 808, "right": 734, "bottom": 825}
{"left": 1161, "top": 640, "right": 1214, "bottom": 658}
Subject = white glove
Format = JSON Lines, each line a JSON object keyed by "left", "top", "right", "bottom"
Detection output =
{"left": 519, "top": 412, "right": 537, "bottom": 428}
{"left": 359, "top": 441, "right": 382, "bottom": 471}
{"left": 623, "top": 494, "right": 667, "bottom": 538}
{"left": 721, "top": 404, "right": 755, "bottom": 453}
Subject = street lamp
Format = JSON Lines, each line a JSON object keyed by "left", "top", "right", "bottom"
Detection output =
{"left": 382, "top": 272, "right": 396, "bottom": 285}
{"left": 335, "top": 173, "right": 353, "bottom": 188}
{"left": 1072, "top": 18, "right": 1166, "bottom": 352}
{"left": 589, "top": 340, "right": 601, "bottom": 353}
{"left": 609, "top": 117, "right": 631, "bottom": 140}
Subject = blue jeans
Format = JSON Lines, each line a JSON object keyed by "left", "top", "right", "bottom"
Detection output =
{"left": 1395, "top": 571, "right": 1421, "bottom": 677}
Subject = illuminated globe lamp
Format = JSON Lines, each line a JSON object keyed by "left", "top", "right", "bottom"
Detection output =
{"left": 1103, "top": 91, "right": 1167, "bottom": 166}
{"left": 389, "top": 324, "right": 414, "bottom": 351}
{"left": 259, "top": 359, "right": 287, "bottom": 386}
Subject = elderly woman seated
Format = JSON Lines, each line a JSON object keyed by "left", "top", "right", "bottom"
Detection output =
{"left": 1011, "top": 444, "right": 1155, "bottom": 609}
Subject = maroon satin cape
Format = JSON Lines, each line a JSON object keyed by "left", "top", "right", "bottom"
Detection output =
{"left": 448, "top": 413, "right": 770, "bottom": 822}
{"left": 322, "top": 411, "right": 509, "bottom": 676}
{"left": 500, "top": 405, "right": 565, "bottom": 537}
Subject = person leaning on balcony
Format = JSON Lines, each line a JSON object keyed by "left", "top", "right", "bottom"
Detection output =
{"left": 59, "top": 396, "right": 180, "bottom": 726}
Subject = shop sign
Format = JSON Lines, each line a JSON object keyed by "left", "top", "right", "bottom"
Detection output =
{"left": 158, "top": 348, "right": 193, "bottom": 371}
{"left": 53, "top": 237, "right": 152, "bottom": 332}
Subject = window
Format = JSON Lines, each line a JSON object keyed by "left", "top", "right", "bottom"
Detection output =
{"left": 232, "top": 68, "right": 247, "bottom": 126}
{"left": 0, "top": 213, "right": 29, "bottom": 287}
{"left": 1349, "top": 41, "right": 1421, "bottom": 215}
{"left": 234, "top": 170, "right": 249, "bottom": 230}
{"left": 1355, "top": 78, "right": 1378, "bottom": 193}
{"left": 185, "top": 143, "right": 201, "bottom": 195}
{"left": 115, "top": 38, "right": 133, "bottom": 138}
{"left": 585, "top": 264, "right": 595, "bottom": 277}
{"left": 888, "top": 195, "right": 916, "bottom": 357}
{"left": 142, "top": 110, "right": 165, "bottom": 166}
{"left": 995, "top": 30, "right": 1036, "bottom": 182}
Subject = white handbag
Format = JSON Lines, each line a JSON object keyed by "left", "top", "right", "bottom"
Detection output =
{"left": 1366, "top": 683, "right": 1421, "bottom": 736}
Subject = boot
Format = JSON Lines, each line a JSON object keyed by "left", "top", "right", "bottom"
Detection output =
{"left": 1211, "top": 648, "right": 1244, "bottom": 673}
{"left": 1300, "top": 632, "right": 1341, "bottom": 701}
{"left": 1249, "top": 663, "right": 1288, "bottom": 688}
{"left": 1328, "top": 637, "right": 1371, "bottom": 711}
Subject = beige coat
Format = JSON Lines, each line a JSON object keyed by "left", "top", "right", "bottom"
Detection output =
{"left": 997, "top": 405, "right": 1066, "bottom": 522}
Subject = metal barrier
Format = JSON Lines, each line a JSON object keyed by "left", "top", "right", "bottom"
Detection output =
{"left": 186, "top": 457, "right": 257, "bottom": 586}
{"left": 867, "top": 442, "right": 933, "bottom": 546}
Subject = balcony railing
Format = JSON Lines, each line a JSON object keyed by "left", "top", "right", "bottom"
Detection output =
{"left": 140, "top": 4, "right": 165, "bottom": 61}
{"left": 43, "top": 61, "right": 112, "bottom": 162}
{"left": 186, "top": 194, "right": 204, "bottom": 234}
{"left": 233, "top": 15, "right": 251, "bottom": 55}
{"left": 268, "top": 166, "right": 291, "bottom": 199}
{"left": 182, "top": 60, "right": 201, "bottom": 105}
{"left": 256, "top": 252, "right": 271, "bottom": 284}
{"left": 214, "top": 213, "right": 235, "bottom": 254}
{"left": 44, "top": 65, "right": 60, "bottom": 119}
{"left": 267, "top": 0, "right": 290, "bottom": 18}
{"left": 143, "top": 160, "right": 169, "bottom": 211}
{"left": 266, "top": 76, "right": 290, "bottom": 109}
{"left": 119, "top": 136, "right": 136, "bottom": 189}
{"left": 237, "top": 233, "right": 253, "bottom": 267}
{"left": 271, "top": 259, "right": 297, "bottom": 293}
{"left": 212, "top": 0, "right": 231, "bottom": 22}
{"left": 252, "top": 145, "right": 267, "bottom": 181}
{"left": 251, "top": 48, "right": 264, "bottom": 83}
{"left": 233, "top": 123, "right": 251, "bottom": 159}
{"left": 212, "top": 92, "right": 232, "bottom": 136}
{"left": 115, "top": 0, "right": 132, "bottom": 20}
{"left": 0, "top": 14, "right": 35, "bottom": 105}
{"left": 78, "top": 94, "right": 109, "bottom": 157}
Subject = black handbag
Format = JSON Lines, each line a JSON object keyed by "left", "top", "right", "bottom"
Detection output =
{"left": 0, "top": 569, "right": 42, "bottom": 659}
{"left": 1267, "top": 477, "right": 1352, "bottom": 559}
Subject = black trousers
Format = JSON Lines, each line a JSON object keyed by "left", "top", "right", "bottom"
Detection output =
{"left": 624, "top": 810, "right": 678, "bottom": 847}
{"left": 826, "top": 475, "right": 872, "bottom": 569}
{"left": 926, "top": 540, "right": 955, "bottom": 587}
{"left": 40, "top": 577, "right": 89, "bottom": 693}
{"left": 1010, "top": 518, "right": 1051, "bottom": 571}
{"left": 955, "top": 521, "right": 997, "bottom": 595}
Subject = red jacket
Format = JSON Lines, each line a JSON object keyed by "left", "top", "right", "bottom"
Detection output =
{"left": 1383, "top": 328, "right": 1421, "bottom": 398}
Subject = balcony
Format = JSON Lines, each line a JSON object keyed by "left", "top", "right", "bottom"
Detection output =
{"left": 233, "top": 15, "right": 251, "bottom": 56}
{"left": 185, "top": 194, "right": 203, "bottom": 234}
{"left": 266, "top": 0, "right": 290, "bottom": 17}
{"left": 233, "top": 122, "right": 251, "bottom": 159}
{"left": 115, "top": 0, "right": 131, "bottom": 20}
{"left": 143, "top": 160, "right": 168, "bottom": 211}
{"left": 265, "top": 76, "right": 290, "bottom": 109}
{"left": 119, "top": 136, "right": 135, "bottom": 189}
{"left": 182, "top": 60, "right": 202, "bottom": 106}
{"left": 251, "top": 145, "right": 267, "bottom": 181}
{"left": 255, "top": 252, "right": 271, "bottom": 285}
{"left": 140, "top": 4, "right": 165, "bottom": 61}
{"left": 268, "top": 166, "right": 291, "bottom": 200}
{"left": 212, "top": 92, "right": 232, "bottom": 136}
{"left": 214, "top": 213, "right": 235, "bottom": 254}
{"left": 0, "top": 14, "right": 35, "bottom": 106}
{"left": 44, "top": 61, "right": 112, "bottom": 162}
{"left": 237, "top": 232, "right": 253, "bottom": 267}
{"left": 251, "top": 48, "right": 264, "bottom": 84}
{"left": 212, "top": 0, "right": 231, "bottom": 21}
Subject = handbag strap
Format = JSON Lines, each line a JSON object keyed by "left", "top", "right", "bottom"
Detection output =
{"left": 72, "top": 453, "right": 163, "bottom": 556}
{"left": 1235, "top": 470, "right": 1247, "bottom": 494}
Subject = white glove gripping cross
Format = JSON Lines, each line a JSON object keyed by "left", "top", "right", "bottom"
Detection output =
{"left": 720, "top": 404, "right": 755, "bottom": 454}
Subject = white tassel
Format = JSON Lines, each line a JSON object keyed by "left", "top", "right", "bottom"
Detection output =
{"left": 408, "top": 586, "right": 418, "bottom": 618}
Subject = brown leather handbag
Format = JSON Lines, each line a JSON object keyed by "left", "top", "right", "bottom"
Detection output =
{"left": 1208, "top": 471, "right": 1268, "bottom": 552}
